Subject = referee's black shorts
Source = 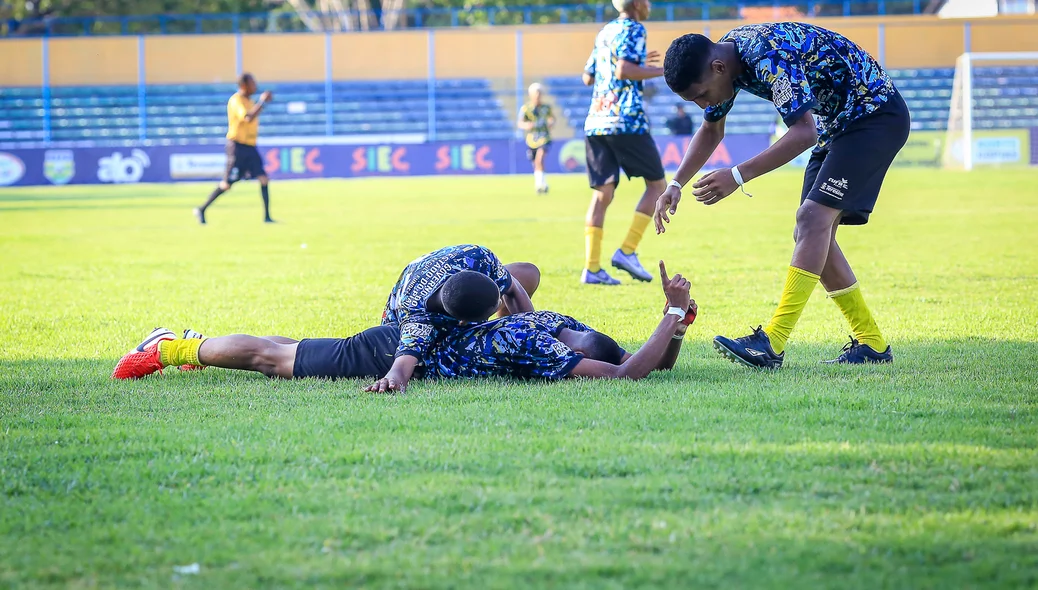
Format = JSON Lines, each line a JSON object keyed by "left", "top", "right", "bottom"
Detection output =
{"left": 292, "top": 326, "right": 400, "bottom": 380}
{"left": 801, "top": 91, "right": 911, "bottom": 225}
{"left": 584, "top": 133, "right": 665, "bottom": 189}
{"left": 223, "top": 140, "right": 267, "bottom": 184}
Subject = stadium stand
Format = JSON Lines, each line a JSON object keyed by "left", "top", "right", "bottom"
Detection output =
{"left": 2, "top": 67, "right": 1037, "bottom": 144}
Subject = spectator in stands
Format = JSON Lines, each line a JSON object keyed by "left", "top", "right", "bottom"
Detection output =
{"left": 517, "top": 82, "right": 556, "bottom": 194}
{"left": 580, "top": 0, "right": 667, "bottom": 286}
{"left": 194, "top": 73, "right": 275, "bottom": 225}
{"left": 664, "top": 104, "right": 693, "bottom": 136}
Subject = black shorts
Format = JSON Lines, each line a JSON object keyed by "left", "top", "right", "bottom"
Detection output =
{"left": 224, "top": 140, "right": 266, "bottom": 184}
{"left": 292, "top": 326, "right": 400, "bottom": 380}
{"left": 527, "top": 142, "right": 551, "bottom": 162}
{"left": 801, "top": 91, "right": 911, "bottom": 225}
{"left": 585, "top": 133, "right": 665, "bottom": 188}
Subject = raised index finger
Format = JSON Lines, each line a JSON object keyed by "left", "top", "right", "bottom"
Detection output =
{"left": 659, "top": 260, "right": 670, "bottom": 284}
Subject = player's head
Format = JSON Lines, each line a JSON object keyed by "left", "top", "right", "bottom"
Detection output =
{"left": 612, "top": 0, "right": 651, "bottom": 21}
{"left": 664, "top": 34, "right": 735, "bottom": 110}
{"left": 674, "top": 103, "right": 686, "bottom": 115}
{"left": 559, "top": 329, "right": 626, "bottom": 365}
{"left": 528, "top": 82, "right": 543, "bottom": 104}
{"left": 440, "top": 271, "right": 501, "bottom": 323}
{"left": 238, "top": 73, "right": 258, "bottom": 96}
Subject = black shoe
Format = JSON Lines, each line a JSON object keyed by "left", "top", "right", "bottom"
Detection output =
{"left": 194, "top": 207, "right": 206, "bottom": 225}
{"left": 822, "top": 337, "right": 893, "bottom": 364}
{"left": 264, "top": 218, "right": 276, "bottom": 224}
{"left": 713, "top": 326, "right": 784, "bottom": 369}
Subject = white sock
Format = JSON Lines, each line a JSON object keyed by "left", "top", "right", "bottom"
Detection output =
{"left": 534, "top": 170, "right": 544, "bottom": 189}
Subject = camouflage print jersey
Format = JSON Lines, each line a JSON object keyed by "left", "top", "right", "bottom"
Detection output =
{"left": 426, "top": 311, "right": 615, "bottom": 380}
{"left": 704, "top": 22, "right": 897, "bottom": 148}
{"left": 583, "top": 17, "right": 651, "bottom": 136}
{"left": 381, "top": 244, "right": 513, "bottom": 363}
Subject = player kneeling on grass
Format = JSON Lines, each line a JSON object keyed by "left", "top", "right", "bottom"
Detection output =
{"left": 654, "top": 23, "right": 910, "bottom": 368}
{"left": 113, "top": 263, "right": 695, "bottom": 385}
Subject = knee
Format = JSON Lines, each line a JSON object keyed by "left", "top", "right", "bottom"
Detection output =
{"left": 219, "top": 181, "right": 231, "bottom": 191}
{"left": 646, "top": 178, "right": 667, "bottom": 194}
{"left": 592, "top": 187, "right": 615, "bottom": 207}
{"left": 794, "top": 202, "right": 838, "bottom": 241}
{"left": 506, "top": 262, "right": 541, "bottom": 297}
{"left": 259, "top": 176, "right": 269, "bottom": 186}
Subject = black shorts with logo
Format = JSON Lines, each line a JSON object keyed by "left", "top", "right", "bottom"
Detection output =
{"left": 292, "top": 326, "right": 400, "bottom": 380}
{"left": 527, "top": 142, "right": 551, "bottom": 162}
{"left": 585, "top": 133, "right": 666, "bottom": 188}
{"left": 801, "top": 91, "right": 911, "bottom": 225}
{"left": 224, "top": 140, "right": 266, "bottom": 184}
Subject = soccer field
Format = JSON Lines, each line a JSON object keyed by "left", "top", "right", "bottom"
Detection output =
{"left": 1, "top": 169, "right": 1036, "bottom": 588}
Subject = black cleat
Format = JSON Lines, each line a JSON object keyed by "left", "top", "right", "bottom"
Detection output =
{"left": 264, "top": 218, "right": 276, "bottom": 224}
{"left": 822, "top": 337, "right": 893, "bottom": 364}
{"left": 713, "top": 326, "right": 784, "bottom": 369}
{"left": 194, "top": 207, "right": 206, "bottom": 225}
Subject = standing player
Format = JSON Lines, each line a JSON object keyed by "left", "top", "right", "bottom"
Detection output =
{"left": 580, "top": 0, "right": 667, "bottom": 286}
{"left": 517, "top": 83, "right": 556, "bottom": 194}
{"left": 194, "top": 73, "right": 275, "bottom": 225}
{"left": 655, "top": 24, "right": 911, "bottom": 367}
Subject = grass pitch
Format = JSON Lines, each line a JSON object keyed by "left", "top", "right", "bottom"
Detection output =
{"left": 1, "top": 169, "right": 1036, "bottom": 588}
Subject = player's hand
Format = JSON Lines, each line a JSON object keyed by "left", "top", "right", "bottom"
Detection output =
{"left": 646, "top": 50, "right": 662, "bottom": 66}
{"left": 260, "top": 90, "right": 273, "bottom": 103}
{"left": 364, "top": 372, "right": 408, "bottom": 394}
{"left": 654, "top": 185, "right": 682, "bottom": 234}
{"left": 659, "top": 261, "right": 691, "bottom": 310}
{"left": 692, "top": 168, "right": 738, "bottom": 205}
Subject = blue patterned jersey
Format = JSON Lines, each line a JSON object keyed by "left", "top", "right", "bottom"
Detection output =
{"left": 381, "top": 245, "right": 513, "bottom": 363}
{"left": 583, "top": 17, "right": 651, "bottom": 136}
{"left": 704, "top": 22, "right": 896, "bottom": 148}
{"left": 426, "top": 311, "right": 603, "bottom": 380}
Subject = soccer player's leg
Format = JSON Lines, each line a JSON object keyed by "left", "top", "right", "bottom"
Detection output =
{"left": 293, "top": 326, "right": 400, "bottom": 380}
{"left": 244, "top": 146, "right": 274, "bottom": 223}
{"left": 196, "top": 141, "right": 239, "bottom": 224}
{"left": 112, "top": 328, "right": 298, "bottom": 380}
{"left": 610, "top": 134, "right": 665, "bottom": 283}
{"left": 583, "top": 136, "right": 621, "bottom": 285}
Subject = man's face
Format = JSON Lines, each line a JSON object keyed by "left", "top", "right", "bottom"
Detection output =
{"left": 635, "top": 0, "right": 652, "bottom": 20}
{"left": 529, "top": 89, "right": 542, "bottom": 105}
{"left": 676, "top": 62, "right": 735, "bottom": 111}
{"left": 242, "top": 78, "right": 258, "bottom": 96}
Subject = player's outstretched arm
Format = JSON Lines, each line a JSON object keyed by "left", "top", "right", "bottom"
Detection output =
{"left": 502, "top": 280, "right": 534, "bottom": 315}
{"left": 692, "top": 110, "right": 818, "bottom": 206}
{"left": 615, "top": 59, "right": 664, "bottom": 81}
{"left": 654, "top": 118, "right": 726, "bottom": 233}
{"left": 569, "top": 262, "right": 691, "bottom": 380}
{"left": 365, "top": 354, "right": 418, "bottom": 394}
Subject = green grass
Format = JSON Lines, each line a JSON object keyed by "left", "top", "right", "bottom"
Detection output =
{"left": 1, "top": 169, "right": 1036, "bottom": 588}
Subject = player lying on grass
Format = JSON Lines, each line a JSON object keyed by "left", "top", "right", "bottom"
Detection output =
{"left": 378, "top": 244, "right": 538, "bottom": 394}
{"left": 112, "top": 263, "right": 696, "bottom": 388}
{"left": 654, "top": 23, "right": 910, "bottom": 368}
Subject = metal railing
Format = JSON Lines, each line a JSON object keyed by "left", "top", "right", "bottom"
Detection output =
{"left": 2, "top": 0, "right": 927, "bottom": 37}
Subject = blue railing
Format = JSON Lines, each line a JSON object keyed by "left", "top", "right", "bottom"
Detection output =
{"left": 3, "top": 0, "right": 926, "bottom": 37}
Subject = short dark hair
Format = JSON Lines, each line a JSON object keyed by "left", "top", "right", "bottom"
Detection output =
{"left": 664, "top": 34, "right": 715, "bottom": 93}
{"left": 581, "top": 332, "right": 625, "bottom": 365}
{"left": 238, "top": 72, "right": 255, "bottom": 87}
{"left": 440, "top": 271, "right": 500, "bottom": 323}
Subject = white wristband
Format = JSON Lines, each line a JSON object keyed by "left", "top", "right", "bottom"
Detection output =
{"left": 667, "top": 179, "right": 683, "bottom": 190}
{"left": 731, "top": 165, "right": 746, "bottom": 186}
{"left": 666, "top": 306, "right": 685, "bottom": 319}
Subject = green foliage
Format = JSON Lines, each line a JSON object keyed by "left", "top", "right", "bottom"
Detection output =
{"left": 1, "top": 170, "right": 1036, "bottom": 587}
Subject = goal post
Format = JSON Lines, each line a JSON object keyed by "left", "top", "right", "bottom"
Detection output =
{"left": 943, "top": 51, "right": 1038, "bottom": 170}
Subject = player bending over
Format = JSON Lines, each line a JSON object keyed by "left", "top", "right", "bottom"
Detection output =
{"left": 113, "top": 264, "right": 695, "bottom": 385}
{"left": 580, "top": 0, "right": 667, "bottom": 286}
{"left": 518, "top": 83, "right": 556, "bottom": 194}
{"left": 655, "top": 23, "right": 910, "bottom": 368}
{"left": 379, "top": 245, "right": 538, "bottom": 393}
{"left": 194, "top": 73, "right": 275, "bottom": 225}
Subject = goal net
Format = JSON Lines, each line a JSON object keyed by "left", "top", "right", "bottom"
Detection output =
{"left": 943, "top": 52, "right": 1038, "bottom": 170}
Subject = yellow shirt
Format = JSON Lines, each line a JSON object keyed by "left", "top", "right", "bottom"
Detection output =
{"left": 226, "top": 93, "right": 258, "bottom": 145}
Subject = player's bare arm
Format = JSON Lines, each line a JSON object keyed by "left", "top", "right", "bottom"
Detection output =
{"left": 692, "top": 110, "right": 817, "bottom": 206}
{"left": 615, "top": 59, "right": 663, "bottom": 81}
{"left": 654, "top": 117, "right": 726, "bottom": 233}
{"left": 569, "top": 261, "right": 691, "bottom": 380}
{"left": 501, "top": 280, "right": 534, "bottom": 315}
{"left": 244, "top": 90, "right": 273, "bottom": 122}
{"left": 365, "top": 354, "right": 418, "bottom": 394}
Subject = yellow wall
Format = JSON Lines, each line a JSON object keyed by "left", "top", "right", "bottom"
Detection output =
{"left": 144, "top": 35, "right": 236, "bottom": 84}
{"left": 0, "top": 14, "right": 1036, "bottom": 87}
{"left": 0, "top": 39, "right": 43, "bottom": 86}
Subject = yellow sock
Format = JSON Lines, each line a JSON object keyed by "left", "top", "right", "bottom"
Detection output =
{"left": 829, "top": 282, "right": 887, "bottom": 352}
{"left": 763, "top": 266, "right": 821, "bottom": 354}
{"left": 158, "top": 338, "right": 205, "bottom": 368}
{"left": 620, "top": 212, "right": 652, "bottom": 255}
{"left": 585, "top": 226, "right": 604, "bottom": 272}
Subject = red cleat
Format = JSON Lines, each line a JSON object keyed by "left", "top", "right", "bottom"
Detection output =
{"left": 111, "top": 327, "right": 175, "bottom": 380}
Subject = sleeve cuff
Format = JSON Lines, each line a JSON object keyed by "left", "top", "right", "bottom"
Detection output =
{"left": 781, "top": 101, "right": 818, "bottom": 128}
{"left": 556, "top": 354, "right": 584, "bottom": 379}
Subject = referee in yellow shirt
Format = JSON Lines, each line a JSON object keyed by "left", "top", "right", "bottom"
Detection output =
{"left": 194, "top": 73, "right": 274, "bottom": 224}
